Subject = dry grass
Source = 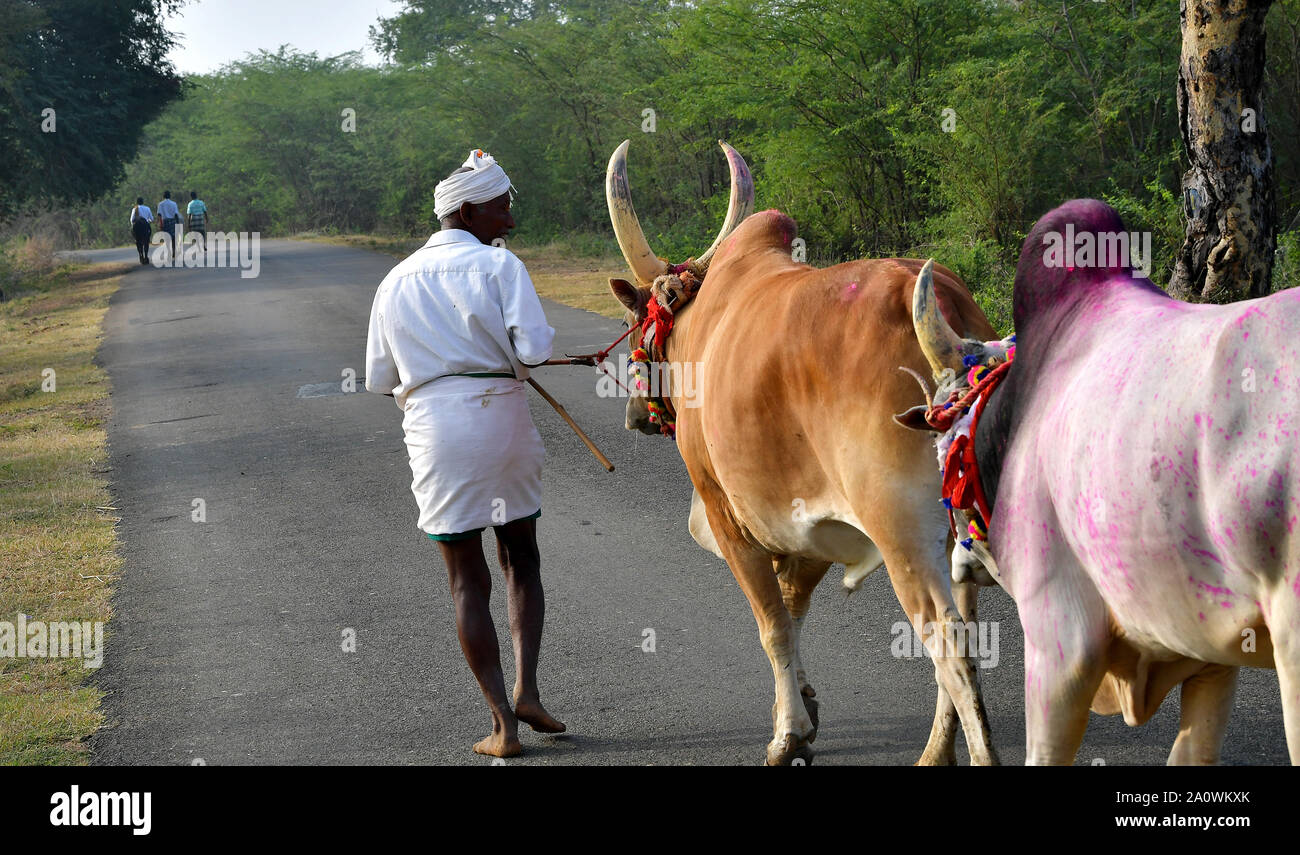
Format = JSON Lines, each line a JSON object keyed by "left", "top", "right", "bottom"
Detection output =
{"left": 294, "top": 232, "right": 426, "bottom": 258}
{"left": 513, "top": 243, "right": 628, "bottom": 320}
{"left": 299, "top": 233, "right": 629, "bottom": 320}
{"left": 12, "top": 235, "right": 58, "bottom": 278}
{"left": 0, "top": 261, "right": 129, "bottom": 765}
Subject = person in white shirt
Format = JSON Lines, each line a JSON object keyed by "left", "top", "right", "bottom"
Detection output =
{"left": 366, "top": 149, "right": 565, "bottom": 758}
{"left": 129, "top": 197, "right": 154, "bottom": 265}
{"left": 156, "top": 191, "right": 180, "bottom": 262}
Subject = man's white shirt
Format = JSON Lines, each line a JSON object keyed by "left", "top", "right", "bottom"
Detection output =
{"left": 156, "top": 198, "right": 180, "bottom": 221}
{"left": 365, "top": 229, "right": 555, "bottom": 405}
{"left": 129, "top": 204, "right": 153, "bottom": 226}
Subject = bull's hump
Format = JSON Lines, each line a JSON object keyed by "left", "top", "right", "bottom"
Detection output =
{"left": 727, "top": 208, "right": 796, "bottom": 255}
{"left": 1012, "top": 199, "right": 1167, "bottom": 331}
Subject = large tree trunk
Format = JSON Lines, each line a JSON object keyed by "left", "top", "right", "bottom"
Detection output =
{"left": 1170, "top": 0, "right": 1276, "bottom": 303}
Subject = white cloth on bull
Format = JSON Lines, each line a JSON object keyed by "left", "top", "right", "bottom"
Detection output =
{"left": 433, "top": 149, "right": 513, "bottom": 220}
{"left": 935, "top": 406, "right": 975, "bottom": 473}
{"left": 401, "top": 375, "right": 544, "bottom": 536}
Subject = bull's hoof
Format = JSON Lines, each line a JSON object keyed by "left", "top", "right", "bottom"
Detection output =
{"left": 765, "top": 734, "right": 797, "bottom": 765}
{"left": 765, "top": 734, "right": 816, "bottom": 765}
{"left": 915, "top": 750, "right": 958, "bottom": 766}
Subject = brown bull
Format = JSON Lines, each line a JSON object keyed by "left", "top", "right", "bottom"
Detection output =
{"left": 603, "top": 140, "right": 1001, "bottom": 764}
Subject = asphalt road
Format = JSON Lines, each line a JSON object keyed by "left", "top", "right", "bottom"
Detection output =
{"left": 74, "top": 240, "right": 1289, "bottom": 765}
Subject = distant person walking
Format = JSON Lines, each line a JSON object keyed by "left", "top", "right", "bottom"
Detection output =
{"left": 157, "top": 190, "right": 180, "bottom": 261}
{"left": 186, "top": 191, "right": 207, "bottom": 257}
{"left": 130, "top": 197, "right": 153, "bottom": 265}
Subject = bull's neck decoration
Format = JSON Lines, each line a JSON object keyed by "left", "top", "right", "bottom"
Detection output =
{"left": 907, "top": 259, "right": 1017, "bottom": 550}
{"left": 606, "top": 138, "right": 754, "bottom": 440}
{"left": 629, "top": 270, "right": 702, "bottom": 438}
{"left": 927, "top": 341, "right": 1014, "bottom": 549}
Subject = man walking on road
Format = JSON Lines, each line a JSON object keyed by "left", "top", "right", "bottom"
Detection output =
{"left": 156, "top": 190, "right": 180, "bottom": 262}
{"left": 129, "top": 197, "right": 153, "bottom": 265}
{"left": 365, "top": 149, "right": 566, "bottom": 758}
{"left": 186, "top": 191, "right": 207, "bottom": 257}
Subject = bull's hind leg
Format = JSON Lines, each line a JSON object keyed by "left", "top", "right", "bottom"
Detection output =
{"left": 1167, "top": 664, "right": 1237, "bottom": 766}
{"left": 776, "top": 557, "right": 833, "bottom": 732}
{"left": 876, "top": 533, "right": 999, "bottom": 766}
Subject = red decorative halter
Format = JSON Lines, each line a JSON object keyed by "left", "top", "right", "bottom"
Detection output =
{"left": 924, "top": 343, "right": 1015, "bottom": 548}
{"left": 569, "top": 268, "right": 702, "bottom": 439}
{"left": 625, "top": 269, "right": 702, "bottom": 438}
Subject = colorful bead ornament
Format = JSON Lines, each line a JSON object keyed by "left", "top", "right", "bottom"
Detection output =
{"left": 967, "top": 363, "right": 993, "bottom": 386}
{"left": 646, "top": 399, "right": 676, "bottom": 438}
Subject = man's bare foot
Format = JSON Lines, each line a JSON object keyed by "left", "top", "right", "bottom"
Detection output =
{"left": 514, "top": 698, "right": 566, "bottom": 733}
{"left": 473, "top": 732, "right": 522, "bottom": 758}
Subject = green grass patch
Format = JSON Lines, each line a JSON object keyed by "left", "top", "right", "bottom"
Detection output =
{"left": 0, "top": 261, "right": 130, "bottom": 765}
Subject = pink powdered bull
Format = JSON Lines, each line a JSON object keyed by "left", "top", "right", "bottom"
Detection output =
{"left": 899, "top": 198, "right": 1300, "bottom": 765}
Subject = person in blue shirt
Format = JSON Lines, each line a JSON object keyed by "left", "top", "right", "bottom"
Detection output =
{"left": 186, "top": 191, "right": 207, "bottom": 257}
{"left": 156, "top": 190, "right": 180, "bottom": 261}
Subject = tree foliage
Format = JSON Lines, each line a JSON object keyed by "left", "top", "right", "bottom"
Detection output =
{"left": 0, "top": 0, "right": 184, "bottom": 217}
{"left": 42, "top": 0, "right": 1300, "bottom": 311}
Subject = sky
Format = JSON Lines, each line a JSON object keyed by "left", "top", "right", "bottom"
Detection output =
{"left": 165, "top": 0, "right": 404, "bottom": 74}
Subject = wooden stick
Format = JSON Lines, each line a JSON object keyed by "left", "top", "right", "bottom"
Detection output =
{"left": 526, "top": 377, "right": 615, "bottom": 472}
{"left": 541, "top": 357, "right": 596, "bottom": 366}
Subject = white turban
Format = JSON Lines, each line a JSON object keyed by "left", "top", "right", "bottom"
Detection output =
{"left": 433, "top": 149, "right": 513, "bottom": 220}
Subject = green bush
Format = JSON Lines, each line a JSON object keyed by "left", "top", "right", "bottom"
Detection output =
{"left": 1103, "top": 175, "right": 1184, "bottom": 288}
{"left": 1276, "top": 231, "right": 1300, "bottom": 291}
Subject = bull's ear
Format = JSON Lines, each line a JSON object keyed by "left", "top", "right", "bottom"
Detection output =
{"left": 892, "top": 405, "right": 933, "bottom": 432}
{"left": 609, "top": 278, "right": 644, "bottom": 313}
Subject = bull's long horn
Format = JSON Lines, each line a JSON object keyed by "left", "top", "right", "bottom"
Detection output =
{"left": 693, "top": 140, "right": 755, "bottom": 272}
{"left": 912, "top": 259, "right": 967, "bottom": 379}
{"left": 606, "top": 139, "right": 669, "bottom": 287}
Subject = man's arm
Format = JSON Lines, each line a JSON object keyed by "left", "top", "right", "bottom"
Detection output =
{"left": 500, "top": 259, "right": 555, "bottom": 368}
{"left": 365, "top": 284, "right": 401, "bottom": 397}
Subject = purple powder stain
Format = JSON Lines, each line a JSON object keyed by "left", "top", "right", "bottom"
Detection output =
{"left": 1195, "top": 579, "right": 1234, "bottom": 597}
{"left": 1188, "top": 548, "right": 1224, "bottom": 567}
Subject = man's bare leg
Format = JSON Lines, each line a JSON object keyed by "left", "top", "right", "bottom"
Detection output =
{"left": 494, "top": 517, "right": 565, "bottom": 733}
{"left": 438, "top": 536, "right": 522, "bottom": 757}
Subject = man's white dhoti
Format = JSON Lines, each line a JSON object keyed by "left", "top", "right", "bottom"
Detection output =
{"left": 402, "top": 375, "right": 544, "bottom": 536}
